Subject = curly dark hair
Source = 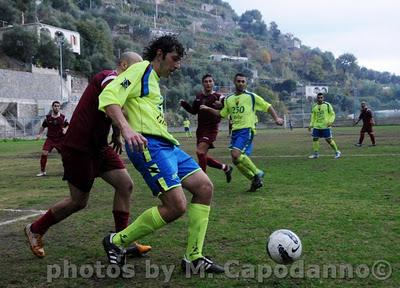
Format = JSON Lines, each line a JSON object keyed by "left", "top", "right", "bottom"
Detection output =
{"left": 142, "top": 35, "right": 185, "bottom": 61}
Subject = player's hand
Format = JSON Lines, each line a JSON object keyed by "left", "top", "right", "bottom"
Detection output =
{"left": 275, "top": 117, "right": 284, "bottom": 126}
{"left": 36, "top": 135, "right": 41, "bottom": 140}
{"left": 308, "top": 126, "right": 312, "bottom": 132}
{"left": 110, "top": 135, "right": 123, "bottom": 155}
{"left": 199, "top": 105, "right": 209, "bottom": 110}
{"left": 327, "top": 122, "right": 333, "bottom": 127}
{"left": 179, "top": 99, "right": 185, "bottom": 106}
{"left": 213, "top": 100, "right": 223, "bottom": 109}
{"left": 122, "top": 127, "right": 148, "bottom": 153}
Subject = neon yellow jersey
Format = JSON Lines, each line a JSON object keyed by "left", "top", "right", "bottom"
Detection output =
{"left": 98, "top": 61, "right": 179, "bottom": 145}
{"left": 309, "top": 102, "right": 335, "bottom": 129}
{"left": 220, "top": 91, "right": 271, "bottom": 131}
{"left": 183, "top": 120, "right": 190, "bottom": 128}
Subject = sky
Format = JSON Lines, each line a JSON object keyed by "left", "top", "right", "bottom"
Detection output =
{"left": 227, "top": 0, "right": 400, "bottom": 75}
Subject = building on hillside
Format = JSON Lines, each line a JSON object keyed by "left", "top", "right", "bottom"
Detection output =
{"left": 0, "top": 22, "right": 81, "bottom": 54}
{"left": 201, "top": 4, "right": 214, "bottom": 12}
{"left": 209, "top": 54, "right": 248, "bottom": 63}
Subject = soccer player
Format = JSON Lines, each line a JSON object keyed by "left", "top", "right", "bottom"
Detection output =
{"left": 353, "top": 101, "right": 376, "bottom": 146}
{"left": 180, "top": 74, "right": 233, "bottom": 182}
{"left": 183, "top": 118, "right": 192, "bottom": 137}
{"left": 36, "top": 101, "right": 69, "bottom": 176}
{"left": 200, "top": 73, "right": 284, "bottom": 192}
{"left": 99, "top": 35, "right": 224, "bottom": 274}
{"left": 308, "top": 93, "right": 341, "bottom": 159}
{"left": 25, "top": 52, "right": 150, "bottom": 258}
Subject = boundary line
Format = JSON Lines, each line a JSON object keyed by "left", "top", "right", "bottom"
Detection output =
{"left": 0, "top": 209, "right": 46, "bottom": 227}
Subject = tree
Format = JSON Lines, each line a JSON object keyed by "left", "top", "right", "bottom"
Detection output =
{"left": 269, "top": 21, "right": 281, "bottom": 41}
{"left": 336, "top": 53, "right": 358, "bottom": 75}
{"left": 0, "top": 1, "right": 20, "bottom": 25}
{"left": 35, "top": 33, "right": 59, "bottom": 68}
{"left": 1, "top": 26, "right": 38, "bottom": 62}
{"left": 238, "top": 10, "right": 267, "bottom": 36}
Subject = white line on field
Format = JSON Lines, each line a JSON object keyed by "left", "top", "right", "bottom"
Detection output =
{"left": 0, "top": 209, "right": 46, "bottom": 226}
{"left": 217, "top": 153, "right": 400, "bottom": 159}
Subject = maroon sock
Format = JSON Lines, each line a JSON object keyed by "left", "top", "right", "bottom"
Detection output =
{"left": 40, "top": 155, "right": 47, "bottom": 172}
{"left": 113, "top": 210, "right": 130, "bottom": 232}
{"left": 358, "top": 133, "right": 365, "bottom": 144}
{"left": 196, "top": 152, "right": 207, "bottom": 172}
{"left": 369, "top": 133, "right": 376, "bottom": 145}
{"left": 30, "top": 210, "right": 58, "bottom": 235}
{"left": 206, "top": 156, "right": 224, "bottom": 170}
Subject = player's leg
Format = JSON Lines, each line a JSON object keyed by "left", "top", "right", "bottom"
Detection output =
{"left": 180, "top": 162, "right": 224, "bottom": 273}
{"left": 309, "top": 129, "right": 320, "bottom": 158}
{"left": 25, "top": 183, "right": 90, "bottom": 258}
{"left": 325, "top": 136, "right": 341, "bottom": 159}
{"left": 101, "top": 168, "right": 133, "bottom": 232}
{"left": 366, "top": 126, "right": 376, "bottom": 145}
{"left": 37, "top": 139, "right": 51, "bottom": 176}
{"left": 357, "top": 127, "right": 366, "bottom": 146}
{"left": 196, "top": 141, "right": 210, "bottom": 172}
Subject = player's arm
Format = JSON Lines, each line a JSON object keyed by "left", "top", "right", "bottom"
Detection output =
{"left": 267, "top": 106, "right": 284, "bottom": 126}
{"left": 199, "top": 104, "right": 221, "bottom": 117}
{"left": 308, "top": 107, "right": 315, "bottom": 132}
{"left": 36, "top": 119, "right": 47, "bottom": 140}
{"left": 110, "top": 124, "right": 123, "bottom": 154}
{"left": 62, "top": 117, "right": 69, "bottom": 134}
{"left": 327, "top": 103, "right": 335, "bottom": 127}
{"left": 104, "top": 104, "right": 148, "bottom": 152}
{"left": 180, "top": 97, "right": 199, "bottom": 114}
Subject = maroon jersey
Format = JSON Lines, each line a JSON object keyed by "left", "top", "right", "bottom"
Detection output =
{"left": 62, "top": 70, "right": 117, "bottom": 152}
{"left": 181, "top": 92, "right": 223, "bottom": 132}
{"left": 42, "top": 114, "right": 68, "bottom": 140}
{"left": 358, "top": 108, "right": 373, "bottom": 126}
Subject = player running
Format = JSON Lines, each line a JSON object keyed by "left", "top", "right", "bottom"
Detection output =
{"left": 180, "top": 74, "right": 233, "bottom": 182}
{"left": 308, "top": 93, "right": 341, "bottom": 159}
{"left": 36, "top": 101, "right": 69, "bottom": 176}
{"left": 200, "top": 73, "right": 284, "bottom": 192}
{"left": 99, "top": 36, "right": 224, "bottom": 275}
{"left": 183, "top": 118, "right": 192, "bottom": 137}
{"left": 353, "top": 101, "right": 376, "bottom": 146}
{"left": 25, "top": 52, "right": 150, "bottom": 258}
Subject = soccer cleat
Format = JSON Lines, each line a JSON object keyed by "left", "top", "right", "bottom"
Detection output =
{"left": 308, "top": 153, "right": 319, "bottom": 159}
{"left": 102, "top": 233, "right": 126, "bottom": 267}
{"left": 354, "top": 143, "right": 362, "bottom": 147}
{"left": 369, "top": 144, "right": 376, "bottom": 147}
{"left": 224, "top": 165, "right": 233, "bottom": 183}
{"left": 126, "top": 242, "right": 152, "bottom": 257}
{"left": 24, "top": 224, "right": 45, "bottom": 258}
{"left": 181, "top": 256, "right": 225, "bottom": 274}
{"left": 248, "top": 171, "right": 264, "bottom": 192}
{"left": 334, "top": 151, "right": 341, "bottom": 159}
{"left": 36, "top": 171, "right": 47, "bottom": 177}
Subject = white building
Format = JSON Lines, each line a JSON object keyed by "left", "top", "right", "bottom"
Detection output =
{"left": 0, "top": 22, "right": 81, "bottom": 54}
{"left": 209, "top": 54, "right": 248, "bottom": 63}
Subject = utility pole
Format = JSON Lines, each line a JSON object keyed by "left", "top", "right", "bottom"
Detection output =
{"left": 55, "top": 32, "right": 64, "bottom": 103}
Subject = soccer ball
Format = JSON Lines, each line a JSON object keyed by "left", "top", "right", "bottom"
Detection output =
{"left": 266, "top": 229, "right": 302, "bottom": 264}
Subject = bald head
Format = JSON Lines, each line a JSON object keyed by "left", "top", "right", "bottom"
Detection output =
{"left": 117, "top": 51, "right": 143, "bottom": 74}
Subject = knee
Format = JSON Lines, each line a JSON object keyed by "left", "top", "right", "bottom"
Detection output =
{"left": 70, "top": 199, "right": 87, "bottom": 212}
{"left": 198, "top": 179, "right": 214, "bottom": 200}
{"left": 167, "top": 200, "right": 187, "bottom": 220}
{"left": 196, "top": 149, "right": 206, "bottom": 157}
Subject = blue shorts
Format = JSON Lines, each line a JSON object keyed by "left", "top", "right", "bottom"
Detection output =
{"left": 229, "top": 128, "right": 254, "bottom": 156}
{"left": 312, "top": 128, "right": 332, "bottom": 138}
{"left": 184, "top": 127, "right": 190, "bottom": 132}
{"left": 125, "top": 136, "right": 201, "bottom": 197}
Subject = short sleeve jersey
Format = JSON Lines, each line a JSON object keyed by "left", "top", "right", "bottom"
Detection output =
{"left": 42, "top": 114, "right": 68, "bottom": 140}
{"left": 62, "top": 70, "right": 117, "bottom": 152}
{"left": 309, "top": 102, "right": 335, "bottom": 129}
{"left": 98, "top": 61, "right": 179, "bottom": 145}
{"left": 359, "top": 108, "right": 373, "bottom": 125}
{"left": 220, "top": 91, "right": 271, "bottom": 131}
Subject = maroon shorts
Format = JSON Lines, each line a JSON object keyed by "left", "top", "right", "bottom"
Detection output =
{"left": 61, "top": 146, "right": 125, "bottom": 192}
{"left": 196, "top": 129, "right": 218, "bottom": 149}
{"left": 42, "top": 138, "right": 63, "bottom": 153}
{"left": 361, "top": 125, "right": 373, "bottom": 133}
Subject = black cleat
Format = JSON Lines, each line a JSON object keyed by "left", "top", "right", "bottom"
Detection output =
{"left": 248, "top": 172, "right": 264, "bottom": 192}
{"left": 181, "top": 256, "right": 225, "bottom": 275}
{"left": 224, "top": 165, "right": 233, "bottom": 183}
{"left": 102, "top": 233, "right": 126, "bottom": 267}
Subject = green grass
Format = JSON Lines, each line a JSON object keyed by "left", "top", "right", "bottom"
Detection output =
{"left": 0, "top": 126, "right": 399, "bottom": 287}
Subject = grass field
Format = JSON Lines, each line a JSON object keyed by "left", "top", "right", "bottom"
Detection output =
{"left": 0, "top": 126, "right": 399, "bottom": 288}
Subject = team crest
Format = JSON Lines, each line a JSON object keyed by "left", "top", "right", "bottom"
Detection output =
{"left": 121, "top": 78, "right": 131, "bottom": 89}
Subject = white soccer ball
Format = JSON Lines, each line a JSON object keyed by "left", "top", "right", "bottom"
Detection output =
{"left": 267, "top": 229, "right": 302, "bottom": 264}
